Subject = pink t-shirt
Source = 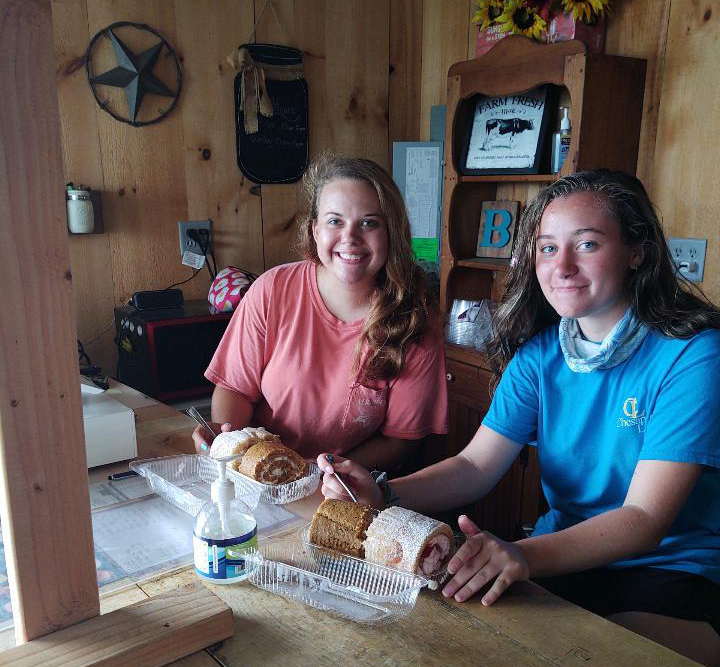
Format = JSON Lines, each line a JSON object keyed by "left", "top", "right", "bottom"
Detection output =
{"left": 205, "top": 261, "right": 448, "bottom": 459}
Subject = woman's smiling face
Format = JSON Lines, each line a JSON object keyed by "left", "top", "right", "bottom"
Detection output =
{"left": 535, "top": 192, "right": 643, "bottom": 340}
{"left": 312, "top": 178, "right": 389, "bottom": 292}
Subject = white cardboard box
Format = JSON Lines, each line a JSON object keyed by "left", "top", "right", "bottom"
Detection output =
{"left": 82, "top": 391, "right": 137, "bottom": 467}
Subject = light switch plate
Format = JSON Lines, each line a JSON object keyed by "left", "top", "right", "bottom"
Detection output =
{"left": 668, "top": 237, "right": 707, "bottom": 282}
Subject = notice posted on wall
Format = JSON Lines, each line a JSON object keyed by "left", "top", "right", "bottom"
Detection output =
{"left": 405, "top": 146, "right": 440, "bottom": 238}
{"left": 392, "top": 141, "right": 443, "bottom": 265}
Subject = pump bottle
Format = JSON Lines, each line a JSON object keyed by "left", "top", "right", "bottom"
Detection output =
{"left": 193, "top": 459, "right": 257, "bottom": 584}
{"left": 551, "top": 107, "right": 571, "bottom": 173}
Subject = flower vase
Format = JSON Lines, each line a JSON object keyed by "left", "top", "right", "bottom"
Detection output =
{"left": 476, "top": 23, "right": 515, "bottom": 57}
{"left": 545, "top": 13, "right": 606, "bottom": 53}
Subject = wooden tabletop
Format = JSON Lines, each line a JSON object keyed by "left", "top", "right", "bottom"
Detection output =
{"left": 52, "top": 385, "right": 699, "bottom": 666}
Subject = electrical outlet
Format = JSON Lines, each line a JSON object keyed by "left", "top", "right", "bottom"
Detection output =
{"left": 667, "top": 237, "right": 707, "bottom": 282}
{"left": 178, "top": 220, "right": 211, "bottom": 257}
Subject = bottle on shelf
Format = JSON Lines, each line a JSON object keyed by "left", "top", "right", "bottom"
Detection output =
{"left": 551, "top": 106, "right": 571, "bottom": 173}
{"left": 193, "top": 457, "right": 257, "bottom": 584}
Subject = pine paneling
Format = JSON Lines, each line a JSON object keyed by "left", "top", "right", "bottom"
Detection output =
{"left": 419, "top": 0, "right": 474, "bottom": 141}
{"left": 389, "top": 0, "right": 424, "bottom": 154}
{"left": 605, "top": 0, "right": 672, "bottom": 188}
{"left": 85, "top": 2, "right": 190, "bottom": 311}
{"left": 175, "top": 0, "right": 265, "bottom": 277}
{"left": 324, "top": 1, "right": 390, "bottom": 166}
{"left": 648, "top": 0, "right": 720, "bottom": 302}
{"left": 52, "top": 0, "right": 117, "bottom": 374}
{"left": 254, "top": 0, "right": 316, "bottom": 270}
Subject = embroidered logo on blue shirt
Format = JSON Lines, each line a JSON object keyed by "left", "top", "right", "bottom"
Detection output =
{"left": 617, "top": 397, "right": 646, "bottom": 433}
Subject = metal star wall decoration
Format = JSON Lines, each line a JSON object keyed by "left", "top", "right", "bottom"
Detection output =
{"left": 85, "top": 22, "right": 182, "bottom": 127}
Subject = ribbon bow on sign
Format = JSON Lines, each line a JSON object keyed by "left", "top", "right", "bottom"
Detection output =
{"left": 227, "top": 46, "right": 274, "bottom": 134}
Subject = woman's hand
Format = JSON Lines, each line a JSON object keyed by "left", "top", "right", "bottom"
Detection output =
{"left": 191, "top": 421, "right": 232, "bottom": 454}
{"left": 316, "top": 454, "right": 384, "bottom": 510}
{"left": 442, "top": 515, "right": 529, "bottom": 605}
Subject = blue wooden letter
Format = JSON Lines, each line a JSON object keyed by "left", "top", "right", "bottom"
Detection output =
{"left": 479, "top": 209, "right": 512, "bottom": 248}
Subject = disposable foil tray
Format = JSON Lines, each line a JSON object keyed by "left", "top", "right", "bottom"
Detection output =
{"left": 245, "top": 538, "right": 428, "bottom": 624}
{"left": 130, "top": 454, "right": 262, "bottom": 516}
{"left": 226, "top": 463, "right": 321, "bottom": 505}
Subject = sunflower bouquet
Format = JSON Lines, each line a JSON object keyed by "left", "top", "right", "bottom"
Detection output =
{"left": 473, "top": 0, "right": 612, "bottom": 54}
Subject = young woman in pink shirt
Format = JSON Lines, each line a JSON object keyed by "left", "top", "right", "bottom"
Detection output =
{"left": 191, "top": 154, "right": 448, "bottom": 470}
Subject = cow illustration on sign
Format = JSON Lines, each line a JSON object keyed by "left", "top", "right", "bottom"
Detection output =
{"left": 482, "top": 118, "right": 535, "bottom": 151}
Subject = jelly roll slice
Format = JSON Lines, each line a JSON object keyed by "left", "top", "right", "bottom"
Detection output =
{"left": 363, "top": 506, "right": 455, "bottom": 578}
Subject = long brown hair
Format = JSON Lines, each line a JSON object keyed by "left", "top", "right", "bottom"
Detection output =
{"left": 486, "top": 169, "right": 720, "bottom": 387}
{"left": 297, "top": 154, "right": 437, "bottom": 383}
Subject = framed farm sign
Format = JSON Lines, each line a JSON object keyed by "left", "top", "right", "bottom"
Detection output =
{"left": 460, "top": 85, "right": 553, "bottom": 175}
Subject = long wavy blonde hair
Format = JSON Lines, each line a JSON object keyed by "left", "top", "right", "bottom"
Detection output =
{"left": 297, "top": 154, "right": 437, "bottom": 383}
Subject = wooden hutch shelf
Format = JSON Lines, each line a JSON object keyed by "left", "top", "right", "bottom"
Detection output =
{"left": 460, "top": 174, "right": 557, "bottom": 183}
{"left": 445, "top": 343, "right": 489, "bottom": 368}
{"left": 456, "top": 257, "right": 510, "bottom": 271}
{"left": 433, "top": 35, "right": 647, "bottom": 540}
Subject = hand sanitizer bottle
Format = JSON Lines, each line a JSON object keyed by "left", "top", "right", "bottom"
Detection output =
{"left": 551, "top": 107, "right": 571, "bottom": 173}
{"left": 193, "top": 459, "right": 257, "bottom": 584}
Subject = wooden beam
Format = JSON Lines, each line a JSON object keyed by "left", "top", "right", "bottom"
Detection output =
{"left": 0, "top": 0, "right": 100, "bottom": 642}
{"left": 0, "top": 583, "right": 234, "bottom": 667}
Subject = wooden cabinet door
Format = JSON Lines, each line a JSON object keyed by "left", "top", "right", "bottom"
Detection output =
{"left": 423, "top": 360, "right": 545, "bottom": 540}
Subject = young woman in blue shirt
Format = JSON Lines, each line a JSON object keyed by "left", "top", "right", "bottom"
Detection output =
{"left": 318, "top": 170, "right": 720, "bottom": 666}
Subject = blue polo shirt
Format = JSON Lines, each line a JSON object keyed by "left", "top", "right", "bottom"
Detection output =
{"left": 483, "top": 326, "right": 720, "bottom": 582}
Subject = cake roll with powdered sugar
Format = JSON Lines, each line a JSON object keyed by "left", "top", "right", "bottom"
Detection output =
{"left": 363, "top": 506, "right": 454, "bottom": 577}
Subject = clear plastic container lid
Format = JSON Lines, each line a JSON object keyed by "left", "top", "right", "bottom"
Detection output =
{"left": 130, "top": 454, "right": 261, "bottom": 516}
{"left": 298, "top": 523, "right": 458, "bottom": 588}
{"left": 226, "top": 463, "right": 321, "bottom": 505}
{"left": 130, "top": 454, "right": 321, "bottom": 513}
{"left": 245, "top": 537, "right": 428, "bottom": 624}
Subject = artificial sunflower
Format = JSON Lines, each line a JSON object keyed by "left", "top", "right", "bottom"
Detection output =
{"left": 498, "top": 0, "right": 548, "bottom": 40}
{"left": 560, "top": 0, "right": 611, "bottom": 23}
{"left": 526, "top": 0, "right": 553, "bottom": 20}
{"left": 471, "top": 0, "right": 505, "bottom": 31}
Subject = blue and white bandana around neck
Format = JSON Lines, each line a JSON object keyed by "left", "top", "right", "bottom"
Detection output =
{"left": 558, "top": 307, "right": 649, "bottom": 373}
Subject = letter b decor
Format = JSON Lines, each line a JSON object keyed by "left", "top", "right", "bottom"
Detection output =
{"left": 476, "top": 200, "right": 520, "bottom": 259}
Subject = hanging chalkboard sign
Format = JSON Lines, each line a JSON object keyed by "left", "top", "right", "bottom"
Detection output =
{"left": 232, "top": 43, "right": 309, "bottom": 184}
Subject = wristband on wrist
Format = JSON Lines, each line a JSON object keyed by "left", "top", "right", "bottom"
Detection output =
{"left": 370, "top": 470, "right": 399, "bottom": 507}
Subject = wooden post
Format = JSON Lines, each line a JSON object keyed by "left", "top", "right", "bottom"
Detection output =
{"left": 0, "top": 0, "right": 100, "bottom": 642}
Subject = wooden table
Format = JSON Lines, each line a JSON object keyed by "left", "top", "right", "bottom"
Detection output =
{"left": 9, "top": 384, "right": 697, "bottom": 666}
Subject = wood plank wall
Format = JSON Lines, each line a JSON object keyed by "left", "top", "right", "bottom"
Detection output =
{"left": 52, "top": 0, "right": 720, "bottom": 374}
